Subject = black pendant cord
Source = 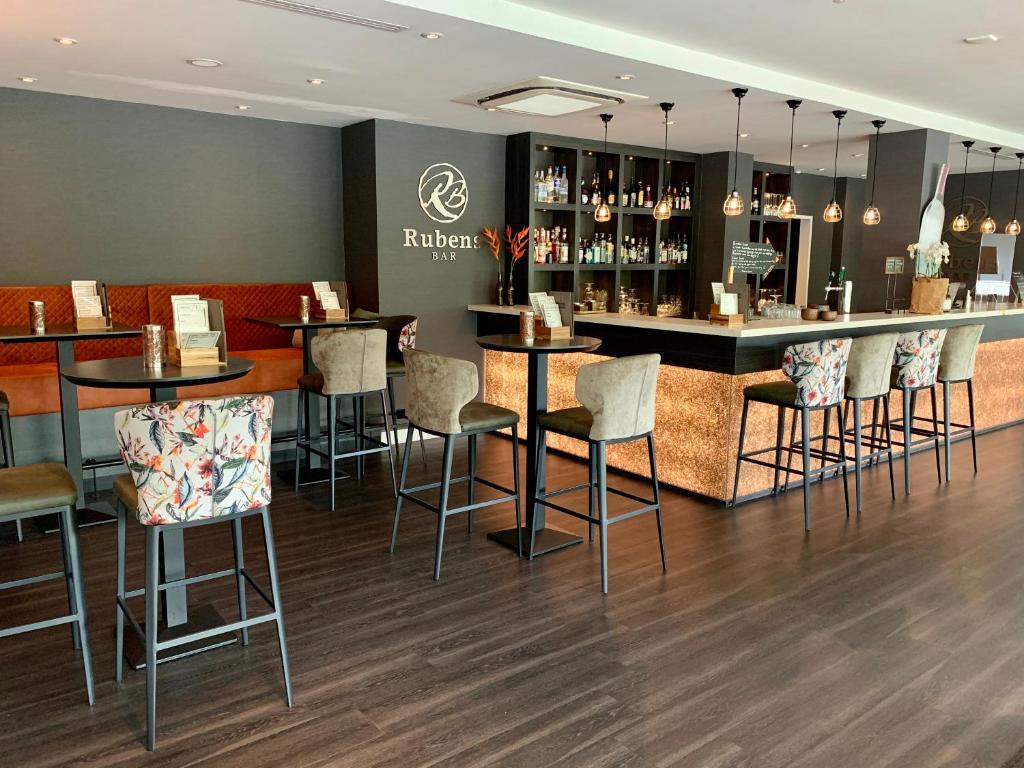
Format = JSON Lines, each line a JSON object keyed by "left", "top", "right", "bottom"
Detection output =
{"left": 599, "top": 113, "right": 612, "bottom": 196}
{"left": 785, "top": 100, "right": 801, "bottom": 177}
{"left": 957, "top": 141, "right": 974, "bottom": 216}
{"left": 1013, "top": 154, "right": 1024, "bottom": 222}
{"left": 868, "top": 120, "right": 885, "bottom": 206}
{"left": 731, "top": 89, "right": 746, "bottom": 192}
{"left": 831, "top": 114, "right": 843, "bottom": 199}
{"left": 987, "top": 147, "right": 1000, "bottom": 213}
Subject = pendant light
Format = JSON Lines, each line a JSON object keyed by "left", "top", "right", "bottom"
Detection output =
{"left": 1005, "top": 152, "right": 1023, "bottom": 236}
{"left": 822, "top": 110, "right": 846, "bottom": 223}
{"left": 951, "top": 140, "right": 975, "bottom": 232}
{"left": 722, "top": 87, "right": 748, "bottom": 216}
{"left": 979, "top": 146, "right": 1001, "bottom": 234}
{"left": 653, "top": 102, "right": 675, "bottom": 221}
{"left": 778, "top": 99, "right": 801, "bottom": 220}
{"left": 862, "top": 119, "right": 886, "bottom": 226}
{"left": 594, "top": 114, "right": 613, "bottom": 223}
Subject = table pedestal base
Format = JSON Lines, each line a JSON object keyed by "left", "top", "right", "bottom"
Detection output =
{"left": 122, "top": 603, "right": 238, "bottom": 670}
{"left": 488, "top": 526, "right": 583, "bottom": 558}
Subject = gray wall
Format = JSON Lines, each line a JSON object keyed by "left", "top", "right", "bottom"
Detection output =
{"left": 0, "top": 87, "right": 344, "bottom": 283}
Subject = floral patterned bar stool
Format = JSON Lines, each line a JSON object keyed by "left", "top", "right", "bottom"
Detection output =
{"left": 937, "top": 324, "right": 983, "bottom": 482}
{"left": 113, "top": 395, "right": 292, "bottom": 751}
{"left": 731, "top": 338, "right": 852, "bottom": 531}
{"left": 889, "top": 329, "right": 947, "bottom": 494}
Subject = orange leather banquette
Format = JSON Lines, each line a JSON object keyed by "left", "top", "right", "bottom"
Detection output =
{"left": 0, "top": 283, "right": 309, "bottom": 417}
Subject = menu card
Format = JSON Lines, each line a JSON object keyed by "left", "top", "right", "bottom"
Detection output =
{"left": 170, "top": 295, "right": 220, "bottom": 349}
{"left": 312, "top": 281, "right": 341, "bottom": 310}
{"left": 528, "top": 292, "right": 564, "bottom": 328}
{"left": 71, "top": 280, "right": 103, "bottom": 318}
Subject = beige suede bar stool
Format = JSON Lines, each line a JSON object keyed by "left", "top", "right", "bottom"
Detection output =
{"left": 842, "top": 332, "right": 899, "bottom": 512}
{"left": 0, "top": 390, "right": 24, "bottom": 542}
{"left": 390, "top": 348, "right": 521, "bottom": 581}
{"left": 889, "top": 329, "right": 946, "bottom": 494}
{"left": 534, "top": 354, "right": 665, "bottom": 594}
{"left": 294, "top": 328, "right": 397, "bottom": 510}
{"left": 937, "top": 324, "right": 983, "bottom": 482}
{"left": 0, "top": 462, "right": 94, "bottom": 704}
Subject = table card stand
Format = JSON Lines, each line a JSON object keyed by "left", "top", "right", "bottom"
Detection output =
{"left": 533, "top": 291, "right": 573, "bottom": 340}
{"left": 168, "top": 298, "right": 228, "bottom": 366}
{"left": 74, "top": 282, "right": 112, "bottom": 331}
{"left": 315, "top": 280, "right": 349, "bottom": 320}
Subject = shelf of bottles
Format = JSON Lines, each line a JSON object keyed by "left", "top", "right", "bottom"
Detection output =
{"left": 746, "top": 163, "right": 795, "bottom": 306}
{"left": 512, "top": 133, "right": 700, "bottom": 315}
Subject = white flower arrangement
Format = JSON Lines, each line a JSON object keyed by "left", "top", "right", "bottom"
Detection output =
{"left": 907, "top": 241, "right": 950, "bottom": 278}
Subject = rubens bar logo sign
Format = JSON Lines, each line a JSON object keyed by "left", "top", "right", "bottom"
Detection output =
{"left": 404, "top": 162, "right": 481, "bottom": 260}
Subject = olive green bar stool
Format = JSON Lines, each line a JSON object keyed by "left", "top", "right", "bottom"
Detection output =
{"left": 390, "top": 348, "right": 521, "bottom": 581}
{"left": 0, "top": 390, "right": 24, "bottom": 542}
{"left": 889, "top": 329, "right": 946, "bottom": 494}
{"left": 0, "top": 462, "right": 94, "bottom": 705}
{"left": 534, "top": 354, "right": 665, "bottom": 594}
{"left": 937, "top": 324, "right": 983, "bottom": 482}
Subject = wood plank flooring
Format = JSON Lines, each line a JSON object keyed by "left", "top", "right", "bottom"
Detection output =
{"left": 1, "top": 427, "right": 1023, "bottom": 767}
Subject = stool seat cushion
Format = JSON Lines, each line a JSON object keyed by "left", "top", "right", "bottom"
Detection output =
{"left": 0, "top": 462, "right": 77, "bottom": 518}
{"left": 538, "top": 406, "right": 594, "bottom": 440}
{"left": 297, "top": 372, "right": 325, "bottom": 393}
{"left": 0, "top": 390, "right": 8, "bottom": 412}
{"left": 459, "top": 401, "right": 519, "bottom": 432}
{"left": 744, "top": 381, "right": 799, "bottom": 407}
{"left": 386, "top": 360, "right": 406, "bottom": 377}
{"left": 113, "top": 473, "right": 138, "bottom": 511}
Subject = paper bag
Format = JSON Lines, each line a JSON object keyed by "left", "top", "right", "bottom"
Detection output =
{"left": 909, "top": 276, "right": 949, "bottom": 315}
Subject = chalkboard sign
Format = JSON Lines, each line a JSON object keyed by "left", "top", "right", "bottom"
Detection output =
{"left": 730, "top": 241, "right": 777, "bottom": 277}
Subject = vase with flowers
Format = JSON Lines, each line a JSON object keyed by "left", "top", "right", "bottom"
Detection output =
{"left": 481, "top": 227, "right": 504, "bottom": 305}
{"left": 906, "top": 241, "right": 950, "bottom": 314}
{"left": 504, "top": 225, "right": 528, "bottom": 306}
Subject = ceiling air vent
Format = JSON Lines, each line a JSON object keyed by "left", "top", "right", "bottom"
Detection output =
{"left": 456, "top": 77, "right": 646, "bottom": 117}
{"left": 237, "top": 0, "right": 407, "bottom": 32}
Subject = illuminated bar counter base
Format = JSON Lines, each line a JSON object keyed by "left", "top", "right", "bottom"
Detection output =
{"left": 470, "top": 304, "right": 1024, "bottom": 503}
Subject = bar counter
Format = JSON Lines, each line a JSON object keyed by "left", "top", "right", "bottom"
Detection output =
{"left": 470, "top": 303, "right": 1024, "bottom": 502}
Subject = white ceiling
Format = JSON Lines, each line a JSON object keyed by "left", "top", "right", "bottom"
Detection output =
{"left": 3, "top": 0, "right": 1022, "bottom": 178}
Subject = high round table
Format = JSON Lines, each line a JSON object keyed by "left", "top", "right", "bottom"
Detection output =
{"left": 61, "top": 355, "right": 254, "bottom": 668}
{"left": 476, "top": 334, "right": 602, "bottom": 557}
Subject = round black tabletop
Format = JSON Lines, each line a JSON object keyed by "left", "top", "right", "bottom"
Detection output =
{"left": 60, "top": 356, "right": 254, "bottom": 389}
{"left": 476, "top": 334, "right": 602, "bottom": 354}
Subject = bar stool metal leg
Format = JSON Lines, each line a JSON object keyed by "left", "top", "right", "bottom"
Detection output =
{"left": 433, "top": 436, "right": 455, "bottom": 581}
{"left": 835, "top": 404, "right": 850, "bottom": 517}
{"left": 772, "top": 408, "right": 785, "bottom": 494}
{"left": 62, "top": 504, "right": 94, "bottom": 706}
{"left": 942, "top": 380, "right": 952, "bottom": 483}
{"left": 379, "top": 391, "right": 398, "bottom": 498}
{"left": 467, "top": 434, "right": 477, "bottom": 533}
{"left": 730, "top": 398, "right": 751, "bottom": 507}
{"left": 596, "top": 440, "right": 609, "bottom": 594}
{"left": 144, "top": 525, "right": 160, "bottom": 752}
{"left": 293, "top": 389, "right": 303, "bottom": 491}
{"left": 390, "top": 427, "right": 415, "bottom": 553}
{"left": 929, "top": 387, "right": 942, "bottom": 483}
{"left": 511, "top": 425, "right": 522, "bottom": 557}
{"left": 967, "top": 379, "right": 978, "bottom": 474}
{"left": 821, "top": 408, "right": 831, "bottom": 471}
{"left": 902, "top": 388, "right": 913, "bottom": 495}
{"left": 58, "top": 510, "right": 82, "bottom": 650}
{"left": 231, "top": 517, "right": 249, "bottom": 646}
{"left": 647, "top": 433, "right": 666, "bottom": 571}
{"left": 115, "top": 501, "right": 127, "bottom": 684}
{"left": 801, "top": 407, "right": 812, "bottom": 531}
{"left": 260, "top": 508, "right": 293, "bottom": 708}
{"left": 883, "top": 394, "right": 896, "bottom": 499}
{"left": 327, "top": 395, "right": 337, "bottom": 511}
{"left": 852, "top": 398, "right": 863, "bottom": 512}
{"left": 587, "top": 443, "right": 596, "bottom": 542}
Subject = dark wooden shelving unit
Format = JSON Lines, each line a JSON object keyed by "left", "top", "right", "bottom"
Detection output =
{"left": 747, "top": 161, "right": 795, "bottom": 307}
{"left": 506, "top": 132, "right": 700, "bottom": 316}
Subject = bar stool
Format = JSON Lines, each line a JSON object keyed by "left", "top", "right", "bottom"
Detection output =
{"left": 113, "top": 395, "right": 292, "bottom": 751}
{"left": 389, "top": 348, "right": 521, "bottom": 581}
{"left": 0, "top": 391, "right": 23, "bottom": 542}
{"left": 843, "top": 333, "right": 899, "bottom": 511}
{"left": 379, "top": 314, "right": 427, "bottom": 463}
{"left": 0, "top": 462, "right": 94, "bottom": 704}
{"left": 294, "top": 328, "right": 397, "bottom": 510}
{"left": 937, "top": 324, "right": 983, "bottom": 482}
{"left": 889, "top": 329, "right": 946, "bottom": 494}
{"left": 732, "top": 338, "right": 851, "bottom": 531}
{"left": 534, "top": 354, "right": 665, "bottom": 594}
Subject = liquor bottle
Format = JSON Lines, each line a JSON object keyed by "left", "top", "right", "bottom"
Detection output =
{"left": 560, "top": 166, "right": 569, "bottom": 203}
{"left": 644, "top": 184, "right": 653, "bottom": 208}
{"left": 580, "top": 177, "right": 589, "bottom": 206}
{"left": 684, "top": 183, "right": 691, "bottom": 211}
{"left": 606, "top": 169, "right": 617, "bottom": 206}
{"left": 578, "top": 236, "right": 584, "bottom": 264}
{"left": 673, "top": 187, "right": 680, "bottom": 209}
{"left": 628, "top": 177, "right": 636, "bottom": 208}
{"left": 605, "top": 234, "right": 615, "bottom": 263}
{"left": 682, "top": 234, "right": 689, "bottom": 263}
{"left": 637, "top": 182, "right": 645, "bottom": 208}
{"left": 534, "top": 171, "right": 543, "bottom": 202}
{"left": 560, "top": 228, "right": 569, "bottom": 263}
{"left": 659, "top": 240, "right": 667, "bottom": 264}
{"left": 751, "top": 186, "right": 760, "bottom": 214}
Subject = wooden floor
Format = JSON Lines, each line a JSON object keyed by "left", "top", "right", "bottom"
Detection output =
{"left": 2, "top": 426, "right": 1024, "bottom": 767}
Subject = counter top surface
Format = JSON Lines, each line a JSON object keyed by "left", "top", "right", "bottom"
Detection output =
{"left": 468, "top": 304, "right": 1024, "bottom": 338}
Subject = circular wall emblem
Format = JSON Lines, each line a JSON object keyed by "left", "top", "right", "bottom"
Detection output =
{"left": 418, "top": 163, "right": 468, "bottom": 223}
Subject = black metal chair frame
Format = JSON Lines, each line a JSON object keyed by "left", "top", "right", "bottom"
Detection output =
{"left": 0, "top": 502, "right": 94, "bottom": 703}
{"left": 390, "top": 423, "right": 521, "bottom": 581}
{"left": 295, "top": 385, "right": 398, "bottom": 510}
{"left": 887, "top": 383, "right": 943, "bottom": 494}
{"left": 732, "top": 397, "right": 850, "bottom": 531}
{"left": 940, "top": 377, "right": 978, "bottom": 482}
{"left": 533, "top": 427, "right": 666, "bottom": 594}
{"left": 386, "top": 373, "right": 427, "bottom": 465}
{"left": 0, "top": 406, "right": 24, "bottom": 542}
{"left": 114, "top": 501, "right": 292, "bottom": 751}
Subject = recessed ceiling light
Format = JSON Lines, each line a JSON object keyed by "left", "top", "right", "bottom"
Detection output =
{"left": 851, "top": 152, "right": 865, "bottom": 158}
{"left": 18, "top": 76, "right": 37, "bottom": 83}
{"left": 306, "top": 78, "right": 325, "bottom": 85}
{"left": 53, "top": 37, "right": 78, "bottom": 46}
{"left": 800, "top": 143, "right": 810, "bottom": 148}
{"left": 420, "top": 31, "right": 443, "bottom": 39}
{"left": 188, "top": 58, "right": 223, "bottom": 68}
{"left": 833, "top": 0, "right": 846, "bottom": 4}
{"left": 963, "top": 34, "right": 999, "bottom": 44}
{"left": 817, "top": 167, "right": 826, "bottom": 171}
{"left": 795, "top": 170, "right": 802, "bottom": 174}
{"left": 860, "top": 173, "right": 867, "bottom": 177}
{"left": 740, "top": 133, "right": 750, "bottom": 138}
{"left": 666, "top": 120, "right": 676, "bottom": 125}
{"left": 485, "top": 107, "right": 497, "bottom": 112}
{"left": 235, "top": 105, "right": 251, "bottom": 110}
{"left": 616, "top": 74, "right": 635, "bottom": 81}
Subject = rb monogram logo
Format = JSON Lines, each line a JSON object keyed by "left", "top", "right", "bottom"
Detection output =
{"left": 418, "top": 163, "right": 468, "bottom": 223}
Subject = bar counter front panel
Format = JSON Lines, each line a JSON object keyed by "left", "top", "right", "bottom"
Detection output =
{"left": 472, "top": 305, "right": 1024, "bottom": 502}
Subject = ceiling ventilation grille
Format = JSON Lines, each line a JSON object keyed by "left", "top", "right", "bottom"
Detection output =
{"left": 237, "top": 0, "right": 407, "bottom": 32}
{"left": 455, "top": 77, "right": 647, "bottom": 117}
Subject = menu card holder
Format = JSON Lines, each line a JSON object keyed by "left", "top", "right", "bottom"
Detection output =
{"left": 314, "top": 280, "right": 349, "bottom": 320}
{"left": 535, "top": 291, "right": 574, "bottom": 339}
{"left": 74, "top": 282, "right": 112, "bottom": 331}
{"left": 167, "top": 298, "right": 228, "bottom": 367}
